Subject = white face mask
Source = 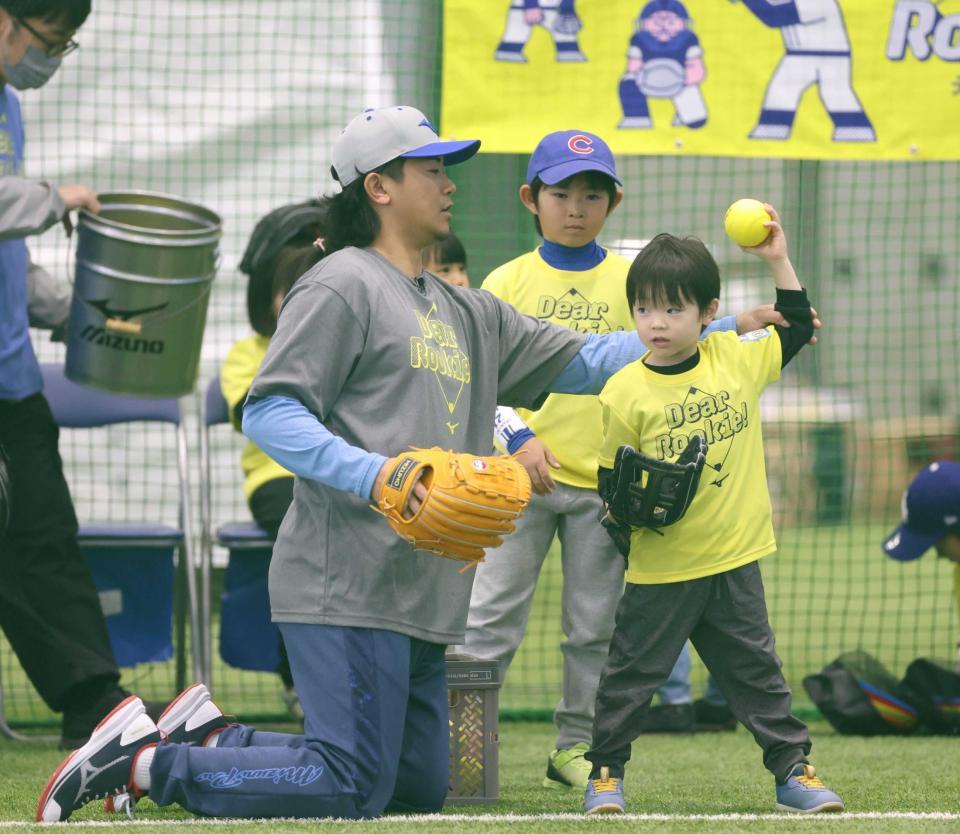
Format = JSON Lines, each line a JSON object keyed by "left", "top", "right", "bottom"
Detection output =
{"left": 3, "top": 43, "right": 61, "bottom": 89}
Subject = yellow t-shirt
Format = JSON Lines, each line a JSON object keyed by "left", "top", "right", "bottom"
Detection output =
{"left": 598, "top": 327, "right": 782, "bottom": 584}
{"left": 220, "top": 334, "right": 292, "bottom": 501}
{"left": 482, "top": 248, "right": 633, "bottom": 488}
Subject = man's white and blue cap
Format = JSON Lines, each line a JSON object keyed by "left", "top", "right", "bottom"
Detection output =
{"left": 882, "top": 460, "right": 960, "bottom": 561}
{"left": 331, "top": 106, "right": 480, "bottom": 188}
{"left": 526, "top": 130, "right": 621, "bottom": 187}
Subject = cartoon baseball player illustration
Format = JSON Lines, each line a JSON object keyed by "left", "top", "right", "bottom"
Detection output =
{"left": 736, "top": 0, "right": 876, "bottom": 142}
{"left": 494, "top": 0, "right": 587, "bottom": 63}
{"left": 618, "top": 0, "right": 708, "bottom": 130}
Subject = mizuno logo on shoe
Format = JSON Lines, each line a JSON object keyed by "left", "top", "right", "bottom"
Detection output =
{"left": 75, "top": 755, "right": 130, "bottom": 805}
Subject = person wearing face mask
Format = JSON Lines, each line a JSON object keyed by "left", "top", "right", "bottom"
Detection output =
{"left": 0, "top": 0, "right": 165, "bottom": 750}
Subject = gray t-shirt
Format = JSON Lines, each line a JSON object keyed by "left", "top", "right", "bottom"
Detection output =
{"left": 248, "top": 246, "right": 585, "bottom": 644}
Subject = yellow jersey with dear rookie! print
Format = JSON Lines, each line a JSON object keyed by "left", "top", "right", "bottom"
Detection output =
{"left": 598, "top": 327, "right": 782, "bottom": 584}
{"left": 482, "top": 249, "right": 633, "bottom": 488}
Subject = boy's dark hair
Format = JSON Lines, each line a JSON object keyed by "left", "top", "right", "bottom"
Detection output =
{"left": 271, "top": 245, "right": 325, "bottom": 304}
{"left": 320, "top": 157, "right": 406, "bottom": 256}
{"left": 1, "top": 0, "right": 90, "bottom": 29}
{"left": 529, "top": 171, "right": 619, "bottom": 238}
{"left": 424, "top": 231, "right": 467, "bottom": 268}
{"left": 626, "top": 233, "right": 720, "bottom": 313}
{"left": 241, "top": 203, "right": 326, "bottom": 337}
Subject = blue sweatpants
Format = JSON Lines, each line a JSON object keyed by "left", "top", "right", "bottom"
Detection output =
{"left": 149, "top": 624, "right": 449, "bottom": 818}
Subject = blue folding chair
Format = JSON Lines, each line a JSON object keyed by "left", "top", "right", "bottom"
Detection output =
{"left": 199, "top": 374, "right": 279, "bottom": 687}
{"left": 39, "top": 363, "right": 202, "bottom": 690}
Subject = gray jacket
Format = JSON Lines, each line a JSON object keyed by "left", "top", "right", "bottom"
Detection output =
{"left": 0, "top": 176, "right": 70, "bottom": 334}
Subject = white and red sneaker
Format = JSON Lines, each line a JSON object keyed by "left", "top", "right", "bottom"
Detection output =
{"left": 156, "top": 682, "right": 231, "bottom": 746}
{"left": 37, "top": 696, "right": 160, "bottom": 822}
{"left": 104, "top": 683, "right": 231, "bottom": 818}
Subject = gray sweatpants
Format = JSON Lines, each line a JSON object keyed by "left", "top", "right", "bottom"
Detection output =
{"left": 586, "top": 560, "right": 811, "bottom": 783}
{"left": 463, "top": 483, "right": 690, "bottom": 749}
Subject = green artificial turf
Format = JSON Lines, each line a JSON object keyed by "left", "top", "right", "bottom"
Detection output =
{"left": 3, "top": 719, "right": 958, "bottom": 833}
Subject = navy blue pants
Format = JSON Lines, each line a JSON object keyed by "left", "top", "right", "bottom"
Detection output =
{"left": 149, "top": 624, "right": 449, "bottom": 818}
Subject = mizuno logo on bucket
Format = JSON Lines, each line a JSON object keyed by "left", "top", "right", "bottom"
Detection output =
{"left": 79, "top": 324, "right": 164, "bottom": 354}
{"left": 79, "top": 295, "right": 168, "bottom": 354}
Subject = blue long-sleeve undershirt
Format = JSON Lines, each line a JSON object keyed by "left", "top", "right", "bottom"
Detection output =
{"left": 242, "top": 396, "right": 387, "bottom": 500}
{"left": 242, "top": 314, "right": 738, "bottom": 500}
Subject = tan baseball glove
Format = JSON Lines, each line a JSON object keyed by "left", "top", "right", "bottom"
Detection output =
{"left": 374, "top": 447, "right": 532, "bottom": 563}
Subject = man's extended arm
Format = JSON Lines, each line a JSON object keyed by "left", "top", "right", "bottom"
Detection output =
{"left": 548, "top": 315, "right": 737, "bottom": 395}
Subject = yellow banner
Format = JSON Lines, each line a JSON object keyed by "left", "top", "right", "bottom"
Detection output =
{"left": 441, "top": 0, "right": 960, "bottom": 160}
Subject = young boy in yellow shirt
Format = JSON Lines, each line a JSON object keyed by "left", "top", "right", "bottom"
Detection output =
{"left": 583, "top": 208, "right": 844, "bottom": 815}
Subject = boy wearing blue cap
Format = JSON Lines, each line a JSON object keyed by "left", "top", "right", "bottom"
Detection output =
{"left": 883, "top": 461, "right": 960, "bottom": 632}
{"left": 463, "top": 129, "right": 738, "bottom": 790}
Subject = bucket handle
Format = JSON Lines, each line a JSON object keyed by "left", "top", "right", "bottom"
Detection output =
{"left": 129, "top": 280, "right": 214, "bottom": 329}
{"left": 105, "top": 318, "right": 143, "bottom": 335}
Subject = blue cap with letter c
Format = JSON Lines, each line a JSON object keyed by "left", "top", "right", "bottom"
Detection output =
{"left": 526, "top": 130, "right": 621, "bottom": 187}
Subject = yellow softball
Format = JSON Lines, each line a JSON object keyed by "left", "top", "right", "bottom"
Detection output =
{"left": 724, "top": 198, "right": 771, "bottom": 248}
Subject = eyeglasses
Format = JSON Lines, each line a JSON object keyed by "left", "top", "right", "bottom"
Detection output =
{"left": 15, "top": 17, "right": 78, "bottom": 58}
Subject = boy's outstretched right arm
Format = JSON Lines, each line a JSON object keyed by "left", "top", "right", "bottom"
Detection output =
{"left": 547, "top": 313, "right": 732, "bottom": 396}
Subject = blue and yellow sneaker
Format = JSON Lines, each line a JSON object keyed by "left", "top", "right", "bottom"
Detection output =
{"left": 543, "top": 742, "right": 592, "bottom": 789}
{"left": 583, "top": 766, "right": 625, "bottom": 815}
{"left": 775, "top": 763, "right": 844, "bottom": 813}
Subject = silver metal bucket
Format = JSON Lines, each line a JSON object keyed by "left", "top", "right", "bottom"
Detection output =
{"left": 65, "top": 191, "right": 221, "bottom": 397}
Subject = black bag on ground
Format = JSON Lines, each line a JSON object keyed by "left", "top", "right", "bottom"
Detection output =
{"left": 900, "top": 658, "right": 960, "bottom": 735}
{"left": 802, "top": 650, "right": 919, "bottom": 735}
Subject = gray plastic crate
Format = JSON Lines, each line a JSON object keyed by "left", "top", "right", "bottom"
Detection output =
{"left": 446, "top": 655, "right": 500, "bottom": 804}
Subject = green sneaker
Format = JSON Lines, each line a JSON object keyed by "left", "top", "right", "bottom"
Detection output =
{"left": 543, "top": 742, "right": 592, "bottom": 789}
